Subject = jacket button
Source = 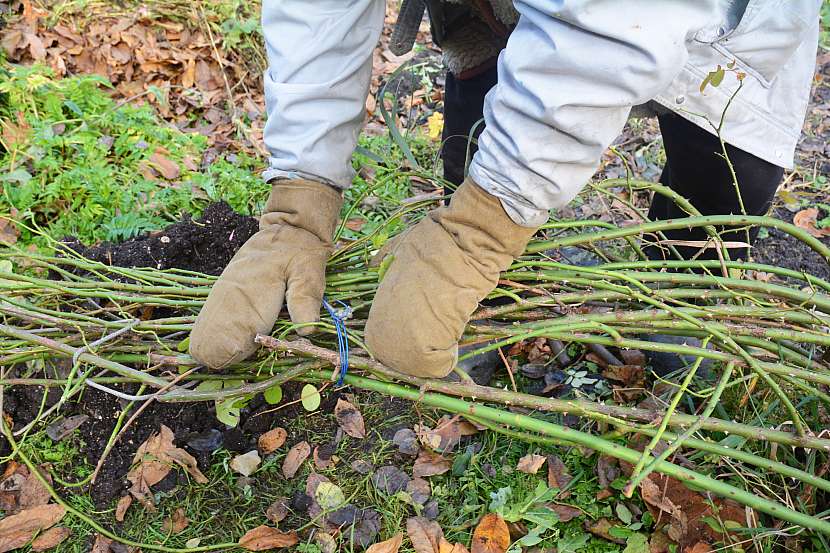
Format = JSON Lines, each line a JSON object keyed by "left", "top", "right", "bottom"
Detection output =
{"left": 675, "top": 95, "right": 685, "bottom": 104}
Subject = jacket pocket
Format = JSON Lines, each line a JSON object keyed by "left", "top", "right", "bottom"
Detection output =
{"left": 710, "top": 0, "right": 817, "bottom": 87}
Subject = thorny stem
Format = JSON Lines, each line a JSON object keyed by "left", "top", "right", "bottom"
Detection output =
{"left": 257, "top": 337, "right": 830, "bottom": 450}
{"left": 310, "top": 371, "right": 830, "bottom": 535}
{"left": 623, "top": 338, "right": 713, "bottom": 496}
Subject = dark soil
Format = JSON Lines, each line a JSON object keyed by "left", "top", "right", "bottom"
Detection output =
{"left": 64, "top": 202, "right": 258, "bottom": 276}
{"left": 754, "top": 208, "right": 830, "bottom": 281}
{"left": 2, "top": 376, "right": 313, "bottom": 506}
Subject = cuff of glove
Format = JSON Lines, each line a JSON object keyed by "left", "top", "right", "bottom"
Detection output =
{"left": 261, "top": 178, "right": 343, "bottom": 243}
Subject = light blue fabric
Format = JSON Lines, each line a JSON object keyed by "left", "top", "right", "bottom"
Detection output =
{"left": 261, "top": 0, "right": 821, "bottom": 226}
{"left": 261, "top": 0, "right": 384, "bottom": 188}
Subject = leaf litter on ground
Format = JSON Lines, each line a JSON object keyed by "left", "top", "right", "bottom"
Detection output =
{"left": 230, "top": 450, "right": 262, "bottom": 477}
{"left": 122, "top": 424, "right": 207, "bottom": 515}
{"left": 0, "top": 503, "right": 66, "bottom": 553}
{"left": 30, "top": 526, "right": 71, "bottom": 552}
{"left": 282, "top": 441, "right": 311, "bottom": 479}
{"left": 257, "top": 427, "right": 287, "bottom": 454}
{"left": 238, "top": 525, "right": 299, "bottom": 551}
{"left": 372, "top": 465, "right": 410, "bottom": 495}
{"left": 162, "top": 507, "right": 189, "bottom": 534}
{"left": 471, "top": 513, "right": 510, "bottom": 553}
{"left": 365, "top": 532, "right": 403, "bottom": 553}
{"left": 413, "top": 449, "right": 451, "bottom": 478}
{"left": 516, "top": 454, "right": 547, "bottom": 475}
{"left": 334, "top": 398, "right": 366, "bottom": 438}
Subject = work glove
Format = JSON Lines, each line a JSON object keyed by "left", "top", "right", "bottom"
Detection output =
{"left": 365, "top": 178, "right": 538, "bottom": 378}
{"left": 190, "top": 179, "right": 342, "bottom": 369}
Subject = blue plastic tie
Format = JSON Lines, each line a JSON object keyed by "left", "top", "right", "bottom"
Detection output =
{"left": 322, "top": 297, "right": 351, "bottom": 385}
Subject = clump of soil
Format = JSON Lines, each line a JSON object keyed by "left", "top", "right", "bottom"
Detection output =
{"left": 65, "top": 202, "right": 258, "bottom": 276}
{"left": 754, "top": 208, "right": 830, "bottom": 281}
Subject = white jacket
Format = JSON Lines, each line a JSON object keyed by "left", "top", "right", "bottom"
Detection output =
{"left": 261, "top": 0, "right": 821, "bottom": 226}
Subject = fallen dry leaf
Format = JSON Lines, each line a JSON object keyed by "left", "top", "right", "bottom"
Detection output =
{"left": 335, "top": 399, "right": 366, "bottom": 439}
{"left": 366, "top": 532, "right": 403, "bottom": 553}
{"left": 794, "top": 207, "right": 830, "bottom": 238}
{"left": 547, "top": 455, "right": 572, "bottom": 496}
{"left": 602, "top": 364, "right": 645, "bottom": 401}
{"left": 45, "top": 415, "right": 89, "bottom": 442}
{"left": 406, "top": 477, "right": 431, "bottom": 506}
{"left": 406, "top": 516, "right": 443, "bottom": 553}
{"left": 602, "top": 364, "right": 645, "bottom": 388}
{"left": 440, "top": 539, "right": 470, "bottom": 553}
{"left": 415, "top": 425, "right": 442, "bottom": 450}
{"left": 427, "top": 415, "right": 479, "bottom": 452}
{"left": 684, "top": 543, "right": 714, "bottom": 553}
{"left": 314, "top": 531, "right": 337, "bottom": 553}
{"left": 0, "top": 503, "right": 66, "bottom": 553}
{"left": 516, "top": 454, "right": 546, "bottom": 475}
{"left": 471, "top": 513, "right": 510, "bottom": 553}
{"left": 127, "top": 425, "right": 207, "bottom": 512}
{"left": 585, "top": 518, "right": 626, "bottom": 545}
{"left": 351, "top": 459, "right": 374, "bottom": 474}
{"left": 282, "top": 441, "right": 311, "bottom": 479}
{"left": 345, "top": 218, "right": 367, "bottom": 232}
{"left": 596, "top": 456, "right": 619, "bottom": 490}
{"left": 148, "top": 149, "right": 181, "bottom": 180}
{"left": 548, "top": 504, "right": 581, "bottom": 523}
{"left": 413, "top": 450, "right": 451, "bottom": 478}
{"left": 639, "top": 476, "right": 680, "bottom": 517}
{"left": 265, "top": 498, "right": 289, "bottom": 524}
{"left": 230, "top": 451, "right": 262, "bottom": 477}
{"left": 313, "top": 445, "right": 335, "bottom": 470}
{"left": 648, "top": 529, "right": 673, "bottom": 553}
{"left": 0, "top": 112, "right": 31, "bottom": 151}
{"left": 238, "top": 525, "right": 299, "bottom": 551}
{"left": 30, "top": 526, "right": 70, "bottom": 552}
{"left": 619, "top": 349, "right": 646, "bottom": 366}
{"left": 0, "top": 219, "right": 20, "bottom": 246}
{"left": 258, "top": 427, "right": 287, "bottom": 454}
{"left": 162, "top": 508, "right": 189, "bottom": 534}
{"left": 326, "top": 505, "right": 381, "bottom": 547}
{"left": 393, "top": 428, "right": 420, "bottom": 456}
{"left": 637, "top": 472, "right": 748, "bottom": 549}
{"left": 89, "top": 534, "right": 113, "bottom": 553}
{"left": 372, "top": 466, "right": 410, "bottom": 495}
{"left": 19, "top": 466, "right": 52, "bottom": 510}
{"left": 114, "top": 495, "right": 132, "bottom": 522}
{"left": 305, "top": 472, "right": 332, "bottom": 499}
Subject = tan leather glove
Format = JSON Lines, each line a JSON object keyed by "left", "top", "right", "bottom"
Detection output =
{"left": 365, "top": 178, "right": 537, "bottom": 378}
{"left": 190, "top": 179, "right": 342, "bottom": 369}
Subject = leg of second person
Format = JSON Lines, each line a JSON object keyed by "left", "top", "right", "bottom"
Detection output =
{"left": 646, "top": 111, "right": 784, "bottom": 261}
{"left": 441, "top": 67, "right": 499, "bottom": 192}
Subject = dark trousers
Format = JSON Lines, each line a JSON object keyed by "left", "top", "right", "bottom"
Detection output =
{"left": 440, "top": 68, "right": 784, "bottom": 261}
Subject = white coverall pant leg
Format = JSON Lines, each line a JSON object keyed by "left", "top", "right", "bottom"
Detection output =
{"left": 469, "top": 0, "right": 720, "bottom": 227}
{"left": 261, "top": 0, "right": 384, "bottom": 189}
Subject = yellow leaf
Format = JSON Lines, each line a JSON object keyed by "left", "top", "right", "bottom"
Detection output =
{"left": 427, "top": 112, "right": 444, "bottom": 140}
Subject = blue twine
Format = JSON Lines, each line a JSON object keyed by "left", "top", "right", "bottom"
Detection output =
{"left": 322, "top": 297, "right": 351, "bottom": 385}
